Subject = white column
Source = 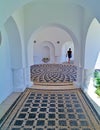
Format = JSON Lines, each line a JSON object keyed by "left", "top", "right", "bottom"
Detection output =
{"left": 55, "top": 56, "right": 61, "bottom": 63}
{"left": 73, "top": 67, "right": 82, "bottom": 88}
{"left": 12, "top": 67, "right": 33, "bottom": 92}
{"left": 25, "top": 66, "right": 33, "bottom": 88}
{"left": 83, "top": 69, "right": 94, "bottom": 91}
{"left": 12, "top": 68, "right": 26, "bottom": 92}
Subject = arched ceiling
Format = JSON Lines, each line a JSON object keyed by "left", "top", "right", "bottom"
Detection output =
{"left": 33, "top": 26, "right": 72, "bottom": 43}
{"left": 0, "top": 0, "right": 100, "bottom": 29}
{"left": 5, "top": 16, "right": 23, "bottom": 68}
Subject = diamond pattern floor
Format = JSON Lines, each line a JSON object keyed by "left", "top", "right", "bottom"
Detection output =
{"left": 0, "top": 89, "right": 100, "bottom": 130}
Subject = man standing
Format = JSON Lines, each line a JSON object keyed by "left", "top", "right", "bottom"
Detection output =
{"left": 67, "top": 48, "right": 72, "bottom": 63}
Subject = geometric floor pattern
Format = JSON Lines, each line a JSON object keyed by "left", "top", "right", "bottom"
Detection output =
{"left": 31, "top": 64, "right": 77, "bottom": 86}
{"left": 0, "top": 88, "right": 100, "bottom": 130}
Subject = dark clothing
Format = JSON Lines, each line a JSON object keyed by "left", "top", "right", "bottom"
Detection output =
{"left": 67, "top": 50, "right": 72, "bottom": 58}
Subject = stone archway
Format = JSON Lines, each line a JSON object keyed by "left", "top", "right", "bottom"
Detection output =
{"left": 84, "top": 18, "right": 100, "bottom": 89}
{"left": 85, "top": 18, "right": 100, "bottom": 69}
{"left": 28, "top": 23, "right": 79, "bottom": 66}
{"left": 0, "top": 0, "right": 100, "bottom": 29}
{"left": 27, "top": 23, "right": 79, "bottom": 87}
{"left": 5, "top": 16, "right": 26, "bottom": 92}
{"left": 61, "top": 40, "right": 74, "bottom": 63}
{"left": 33, "top": 41, "right": 55, "bottom": 64}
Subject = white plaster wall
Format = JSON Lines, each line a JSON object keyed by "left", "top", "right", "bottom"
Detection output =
{"left": 42, "top": 46, "right": 50, "bottom": 58}
{"left": 85, "top": 19, "right": 100, "bottom": 69}
{"left": 12, "top": 8, "right": 25, "bottom": 67}
{"left": 0, "top": 27, "right": 13, "bottom": 104}
{"left": 0, "top": 0, "right": 100, "bottom": 30}
{"left": 12, "top": 9, "right": 33, "bottom": 89}
{"left": 33, "top": 41, "right": 55, "bottom": 64}
{"left": 0, "top": 0, "right": 33, "bottom": 29}
{"left": 83, "top": 19, "right": 100, "bottom": 97}
{"left": 5, "top": 17, "right": 23, "bottom": 69}
{"left": 4, "top": 14, "right": 33, "bottom": 92}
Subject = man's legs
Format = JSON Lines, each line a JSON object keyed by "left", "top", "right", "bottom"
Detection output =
{"left": 68, "top": 58, "right": 70, "bottom": 63}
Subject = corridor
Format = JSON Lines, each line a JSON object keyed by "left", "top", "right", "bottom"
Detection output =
{"left": 1, "top": 0, "right": 100, "bottom": 129}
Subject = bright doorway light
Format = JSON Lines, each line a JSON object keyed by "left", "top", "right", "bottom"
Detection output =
{"left": 94, "top": 52, "right": 100, "bottom": 69}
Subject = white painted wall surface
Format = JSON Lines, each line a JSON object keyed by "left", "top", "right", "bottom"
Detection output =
{"left": 85, "top": 19, "right": 100, "bottom": 69}
{"left": 24, "top": 3, "right": 83, "bottom": 44}
{"left": 33, "top": 41, "right": 55, "bottom": 64}
{"left": 12, "top": 8, "right": 25, "bottom": 67}
{"left": 5, "top": 17, "right": 23, "bottom": 69}
{"left": 0, "top": 27, "right": 13, "bottom": 104}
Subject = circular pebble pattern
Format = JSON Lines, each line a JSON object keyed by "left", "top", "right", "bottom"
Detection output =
{"left": 31, "top": 64, "right": 77, "bottom": 85}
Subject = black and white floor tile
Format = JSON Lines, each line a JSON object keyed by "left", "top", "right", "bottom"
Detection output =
{"left": 0, "top": 89, "right": 99, "bottom": 130}
{"left": 31, "top": 64, "right": 77, "bottom": 85}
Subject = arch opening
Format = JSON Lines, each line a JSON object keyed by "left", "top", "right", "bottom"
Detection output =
{"left": 85, "top": 18, "right": 100, "bottom": 69}
{"left": 61, "top": 40, "right": 74, "bottom": 64}
{"left": 5, "top": 16, "right": 23, "bottom": 68}
{"left": 4, "top": 16, "right": 27, "bottom": 92}
{"left": 84, "top": 18, "right": 100, "bottom": 106}
{"left": 28, "top": 23, "right": 79, "bottom": 66}
{"left": 33, "top": 41, "right": 55, "bottom": 64}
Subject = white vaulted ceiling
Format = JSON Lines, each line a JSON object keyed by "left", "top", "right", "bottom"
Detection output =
{"left": 0, "top": 0, "right": 100, "bottom": 29}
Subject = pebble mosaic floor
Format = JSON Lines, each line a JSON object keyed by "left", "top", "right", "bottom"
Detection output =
{"left": 31, "top": 64, "right": 77, "bottom": 85}
{"left": 0, "top": 88, "right": 100, "bottom": 130}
